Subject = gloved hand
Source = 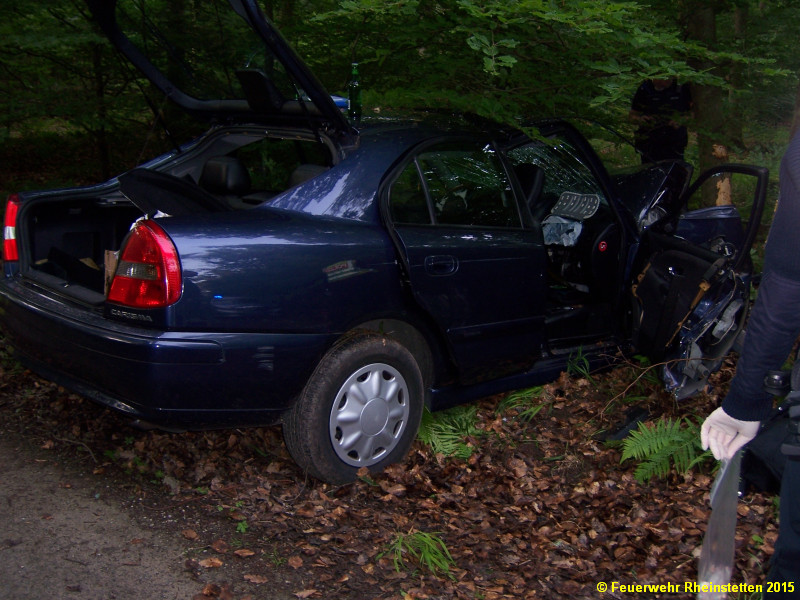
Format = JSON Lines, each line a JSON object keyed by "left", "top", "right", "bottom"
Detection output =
{"left": 700, "top": 407, "right": 760, "bottom": 461}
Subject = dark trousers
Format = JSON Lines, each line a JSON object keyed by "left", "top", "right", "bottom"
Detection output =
{"left": 737, "top": 269, "right": 800, "bottom": 597}
{"left": 765, "top": 456, "right": 800, "bottom": 598}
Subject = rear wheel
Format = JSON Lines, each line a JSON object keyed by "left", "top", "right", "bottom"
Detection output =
{"left": 283, "top": 332, "right": 424, "bottom": 484}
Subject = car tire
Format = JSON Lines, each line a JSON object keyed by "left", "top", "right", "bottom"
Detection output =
{"left": 282, "top": 332, "right": 424, "bottom": 484}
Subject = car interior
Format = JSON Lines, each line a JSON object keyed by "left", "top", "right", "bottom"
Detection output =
{"left": 510, "top": 145, "right": 622, "bottom": 347}
{"left": 388, "top": 136, "right": 624, "bottom": 349}
{"left": 148, "top": 134, "right": 334, "bottom": 212}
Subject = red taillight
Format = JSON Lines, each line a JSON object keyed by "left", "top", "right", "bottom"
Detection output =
{"left": 107, "top": 219, "right": 182, "bottom": 308}
{"left": 3, "top": 194, "right": 21, "bottom": 262}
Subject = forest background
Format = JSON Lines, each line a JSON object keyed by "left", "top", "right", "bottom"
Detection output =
{"left": 1, "top": 2, "right": 799, "bottom": 596}
{"left": 2, "top": 0, "right": 800, "bottom": 202}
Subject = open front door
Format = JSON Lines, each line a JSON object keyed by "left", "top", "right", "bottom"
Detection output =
{"left": 631, "top": 164, "right": 768, "bottom": 399}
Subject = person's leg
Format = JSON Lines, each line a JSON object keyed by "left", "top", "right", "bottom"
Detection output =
{"left": 726, "top": 271, "right": 800, "bottom": 421}
{"left": 765, "top": 455, "right": 800, "bottom": 598}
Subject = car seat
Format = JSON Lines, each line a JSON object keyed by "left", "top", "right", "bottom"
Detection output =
{"left": 199, "top": 156, "right": 253, "bottom": 209}
{"left": 119, "top": 168, "right": 233, "bottom": 215}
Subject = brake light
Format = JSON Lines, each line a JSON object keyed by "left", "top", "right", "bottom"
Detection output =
{"left": 3, "top": 194, "right": 21, "bottom": 262}
{"left": 107, "top": 219, "right": 182, "bottom": 308}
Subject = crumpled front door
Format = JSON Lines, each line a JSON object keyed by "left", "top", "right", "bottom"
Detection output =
{"left": 632, "top": 164, "right": 768, "bottom": 399}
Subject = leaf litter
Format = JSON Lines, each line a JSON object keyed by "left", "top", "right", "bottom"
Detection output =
{"left": 0, "top": 345, "right": 779, "bottom": 599}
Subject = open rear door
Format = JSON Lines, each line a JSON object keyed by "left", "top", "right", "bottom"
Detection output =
{"left": 631, "top": 164, "right": 768, "bottom": 399}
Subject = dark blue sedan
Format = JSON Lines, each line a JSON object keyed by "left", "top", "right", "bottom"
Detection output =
{"left": 0, "top": 0, "right": 767, "bottom": 483}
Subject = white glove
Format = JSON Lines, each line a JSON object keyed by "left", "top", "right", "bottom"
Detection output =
{"left": 700, "top": 407, "right": 760, "bottom": 461}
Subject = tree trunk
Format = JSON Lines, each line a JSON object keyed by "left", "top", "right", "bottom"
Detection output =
{"left": 685, "top": 4, "right": 728, "bottom": 206}
{"left": 727, "top": 4, "right": 747, "bottom": 149}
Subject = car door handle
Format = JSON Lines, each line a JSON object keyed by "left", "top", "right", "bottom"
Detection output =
{"left": 424, "top": 255, "right": 458, "bottom": 276}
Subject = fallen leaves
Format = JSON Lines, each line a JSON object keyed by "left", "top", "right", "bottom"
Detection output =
{"left": 196, "top": 583, "right": 236, "bottom": 599}
{"left": 198, "top": 557, "right": 223, "bottom": 569}
{"left": 0, "top": 349, "right": 781, "bottom": 600}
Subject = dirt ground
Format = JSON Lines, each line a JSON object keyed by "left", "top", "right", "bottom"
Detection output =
{"left": 0, "top": 431, "right": 302, "bottom": 600}
{"left": 0, "top": 433, "right": 198, "bottom": 599}
{"left": 0, "top": 344, "right": 780, "bottom": 600}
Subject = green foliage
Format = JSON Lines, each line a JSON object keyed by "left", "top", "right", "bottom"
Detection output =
{"left": 498, "top": 386, "right": 547, "bottom": 421}
{"left": 567, "top": 347, "right": 594, "bottom": 383}
{"left": 632, "top": 355, "right": 659, "bottom": 386}
{"left": 620, "top": 417, "right": 711, "bottom": 484}
{"left": 1, "top": 3, "right": 796, "bottom": 140}
{"left": 621, "top": 355, "right": 660, "bottom": 402}
{"left": 417, "top": 405, "right": 483, "bottom": 459}
{"left": 466, "top": 33, "right": 518, "bottom": 75}
{"left": 381, "top": 530, "right": 456, "bottom": 579}
{"left": 0, "top": 337, "right": 24, "bottom": 378}
{"left": 1, "top": 0, "right": 797, "bottom": 216}
{"left": 266, "top": 545, "right": 288, "bottom": 567}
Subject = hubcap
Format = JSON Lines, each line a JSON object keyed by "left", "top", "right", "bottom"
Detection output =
{"left": 329, "top": 363, "right": 410, "bottom": 467}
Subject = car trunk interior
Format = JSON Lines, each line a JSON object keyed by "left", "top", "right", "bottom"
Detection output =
{"left": 18, "top": 131, "right": 336, "bottom": 304}
{"left": 23, "top": 197, "right": 142, "bottom": 303}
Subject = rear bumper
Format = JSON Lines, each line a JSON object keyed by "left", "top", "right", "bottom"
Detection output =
{"left": 0, "top": 279, "right": 333, "bottom": 429}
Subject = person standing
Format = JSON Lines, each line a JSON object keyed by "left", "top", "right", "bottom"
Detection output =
{"left": 701, "top": 129, "right": 800, "bottom": 597}
{"left": 630, "top": 78, "right": 693, "bottom": 163}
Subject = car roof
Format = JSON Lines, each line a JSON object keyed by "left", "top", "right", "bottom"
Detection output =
{"left": 266, "top": 115, "right": 522, "bottom": 223}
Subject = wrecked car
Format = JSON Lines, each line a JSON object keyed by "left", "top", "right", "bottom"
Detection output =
{"left": 0, "top": 0, "right": 767, "bottom": 483}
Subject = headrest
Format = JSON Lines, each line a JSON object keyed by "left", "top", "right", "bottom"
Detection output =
{"left": 200, "top": 156, "right": 251, "bottom": 195}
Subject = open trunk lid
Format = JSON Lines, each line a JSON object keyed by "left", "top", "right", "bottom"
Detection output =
{"left": 85, "top": 0, "right": 355, "bottom": 144}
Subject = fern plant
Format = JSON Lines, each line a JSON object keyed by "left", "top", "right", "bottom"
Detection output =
{"left": 567, "top": 346, "right": 594, "bottom": 383}
{"left": 620, "top": 417, "right": 711, "bottom": 484}
{"left": 417, "top": 405, "right": 483, "bottom": 459}
{"left": 497, "top": 386, "right": 546, "bottom": 421}
{"left": 380, "top": 530, "right": 456, "bottom": 579}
